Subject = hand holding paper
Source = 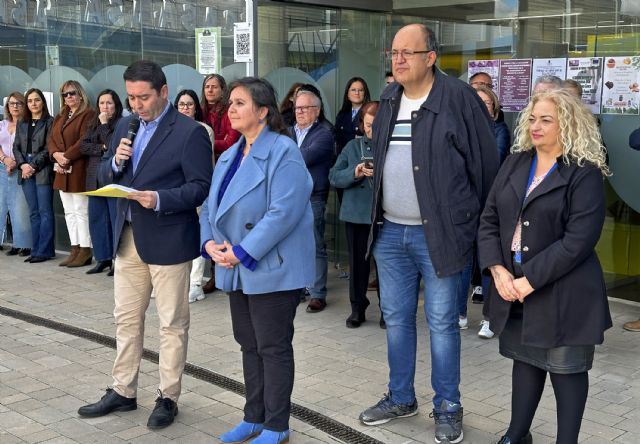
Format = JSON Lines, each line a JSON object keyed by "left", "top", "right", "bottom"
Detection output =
{"left": 80, "top": 184, "right": 137, "bottom": 198}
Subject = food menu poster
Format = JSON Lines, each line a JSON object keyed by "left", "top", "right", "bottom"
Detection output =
{"left": 498, "top": 59, "right": 533, "bottom": 112}
{"left": 566, "top": 57, "right": 603, "bottom": 115}
{"left": 601, "top": 56, "right": 640, "bottom": 115}
{"left": 467, "top": 59, "right": 500, "bottom": 95}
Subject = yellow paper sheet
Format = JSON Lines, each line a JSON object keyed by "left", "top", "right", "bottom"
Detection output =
{"left": 80, "top": 184, "right": 137, "bottom": 198}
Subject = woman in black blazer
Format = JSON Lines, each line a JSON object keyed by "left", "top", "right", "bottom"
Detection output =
{"left": 13, "top": 88, "right": 55, "bottom": 263}
{"left": 334, "top": 77, "right": 371, "bottom": 156}
{"left": 478, "top": 90, "right": 611, "bottom": 444}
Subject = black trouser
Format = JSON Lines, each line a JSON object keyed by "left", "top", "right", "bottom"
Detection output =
{"left": 345, "top": 222, "right": 379, "bottom": 314}
{"left": 228, "top": 289, "right": 300, "bottom": 431}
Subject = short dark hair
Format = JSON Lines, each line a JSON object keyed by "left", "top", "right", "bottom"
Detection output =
{"left": 418, "top": 24, "right": 440, "bottom": 58}
{"left": 469, "top": 72, "right": 492, "bottom": 83}
{"left": 228, "top": 77, "right": 287, "bottom": 135}
{"left": 385, "top": 71, "right": 393, "bottom": 78}
{"left": 123, "top": 60, "right": 166, "bottom": 93}
{"left": 23, "top": 88, "right": 50, "bottom": 119}
{"left": 93, "top": 89, "right": 124, "bottom": 129}
{"left": 174, "top": 89, "right": 204, "bottom": 122}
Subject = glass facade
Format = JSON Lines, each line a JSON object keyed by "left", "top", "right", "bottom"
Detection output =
{"left": 1, "top": 0, "right": 638, "bottom": 295}
{"left": 0, "top": 0, "right": 247, "bottom": 247}
{"left": 257, "top": 0, "right": 640, "bottom": 295}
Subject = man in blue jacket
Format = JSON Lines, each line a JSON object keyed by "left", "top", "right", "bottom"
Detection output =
{"left": 77, "top": 61, "right": 212, "bottom": 429}
{"left": 289, "top": 88, "right": 335, "bottom": 313}
{"left": 359, "top": 24, "right": 499, "bottom": 443}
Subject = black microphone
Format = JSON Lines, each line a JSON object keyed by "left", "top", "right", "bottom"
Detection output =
{"left": 117, "top": 117, "right": 140, "bottom": 173}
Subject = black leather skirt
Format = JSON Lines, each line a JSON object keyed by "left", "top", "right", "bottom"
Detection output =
{"left": 499, "top": 257, "right": 594, "bottom": 374}
{"left": 499, "top": 316, "right": 594, "bottom": 374}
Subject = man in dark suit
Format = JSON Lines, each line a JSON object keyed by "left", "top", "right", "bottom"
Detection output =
{"left": 77, "top": 60, "right": 212, "bottom": 429}
{"left": 289, "top": 88, "right": 335, "bottom": 313}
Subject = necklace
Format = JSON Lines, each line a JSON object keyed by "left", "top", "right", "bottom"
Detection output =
{"left": 31, "top": 119, "right": 36, "bottom": 127}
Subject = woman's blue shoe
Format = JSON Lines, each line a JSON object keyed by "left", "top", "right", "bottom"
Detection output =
{"left": 250, "top": 429, "right": 290, "bottom": 444}
{"left": 220, "top": 421, "right": 263, "bottom": 443}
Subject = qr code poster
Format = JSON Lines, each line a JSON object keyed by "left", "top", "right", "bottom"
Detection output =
{"left": 234, "top": 22, "right": 253, "bottom": 63}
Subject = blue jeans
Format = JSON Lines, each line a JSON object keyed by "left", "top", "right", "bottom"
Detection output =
{"left": 457, "top": 258, "right": 473, "bottom": 318}
{"left": 309, "top": 198, "right": 327, "bottom": 299}
{"left": 88, "top": 196, "right": 115, "bottom": 261}
{"left": 0, "top": 167, "right": 32, "bottom": 248}
{"left": 21, "top": 178, "right": 55, "bottom": 258}
{"left": 373, "top": 220, "right": 462, "bottom": 409}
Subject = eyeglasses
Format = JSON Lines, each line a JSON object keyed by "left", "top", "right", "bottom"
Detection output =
{"left": 61, "top": 91, "right": 77, "bottom": 98}
{"left": 294, "top": 105, "right": 318, "bottom": 113}
{"left": 471, "top": 81, "right": 493, "bottom": 89}
{"left": 177, "top": 102, "right": 195, "bottom": 109}
{"left": 349, "top": 88, "right": 365, "bottom": 94}
{"left": 387, "top": 49, "right": 433, "bottom": 61}
{"left": 8, "top": 101, "right": 23, "bottom": 107}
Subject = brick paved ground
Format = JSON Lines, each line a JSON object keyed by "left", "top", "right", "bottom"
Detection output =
{"left": 1, "top": 251, "right": 639, "bottom": 443}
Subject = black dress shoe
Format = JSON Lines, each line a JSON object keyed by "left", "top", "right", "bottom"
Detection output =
{"left": 346, "top": 314, "right": 362, "bottom": 328}
{"left": 495, "top": 432, "right": 533, "bottom": 444}
{"left": 379, "top": 315, "right": 386, "bottom": 329}
{"left": 78, "top": 388, "right": 137, "bottom": 418}
{"left": 29, "top": 256, "right": 49, "bottom": 263}
{"left": 346, "top": 311, "right": 366, "bottom": 328}
{"left": 86, "top": 260, "right": 113, "bottom": 274}
{"left": 107, "top": 265, "right": 115, "bottom": 276}
{"left": 18, "top": 248, "right": 31, "bottom": 257}
{"left": 23, "top": 256, "right": 32, "bottom": 263}
{"left": 147, "top": 393, "right": 178, "bottom": 429}
{"left": 6, "top": 247, "right": 20, "bottom": 256}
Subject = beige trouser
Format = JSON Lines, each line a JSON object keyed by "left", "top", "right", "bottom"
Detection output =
{"left": 111, "top": 225, "right": 191, "bottom": 401}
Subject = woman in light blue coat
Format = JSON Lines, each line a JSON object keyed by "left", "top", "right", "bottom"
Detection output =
{"left": 200, "top": 77, "right": 314, "bottom": 444}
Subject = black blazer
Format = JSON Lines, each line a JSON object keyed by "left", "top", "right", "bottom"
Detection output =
{"left": 13, "top": 117, "right": 54, "bottom": 185}
{"left": 98, "top": 106, "right": 212, "bottom": 265}
{"left": 334, "top": 108, "right": 362, "bottom": 155}
{"left": 478, "top": 151, "right": 612, "bottom": 348}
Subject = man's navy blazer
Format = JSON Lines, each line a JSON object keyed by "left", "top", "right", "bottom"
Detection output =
{"left": 289, "top": 122, "right": 335, "bottom": 200}
{"left": 98, "top": 105, "right": 212, "bottom": 265}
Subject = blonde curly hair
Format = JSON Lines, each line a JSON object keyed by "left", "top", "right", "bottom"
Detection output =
{"left": 512, "top": 90, "right": 610, "bottom": 175}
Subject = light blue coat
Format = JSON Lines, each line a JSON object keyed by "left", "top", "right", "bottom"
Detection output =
{"left": 200, "top": 127, "right": 315, "bottom": 294}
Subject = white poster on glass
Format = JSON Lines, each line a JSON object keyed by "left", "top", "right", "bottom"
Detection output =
{"left": 531, "top": 58, "right": 567, "bottom": 87}
{"left": 566, "top": 57, "right": 603, "bottom": 114}
{"left": 195, "top": 27, "right": 221, "bottom": 75}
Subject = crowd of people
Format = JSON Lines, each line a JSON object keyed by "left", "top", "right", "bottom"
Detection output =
{"left": 0, "top": 22, "right": 629, "bottom": 444}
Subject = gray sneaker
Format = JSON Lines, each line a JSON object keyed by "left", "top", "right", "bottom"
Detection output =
{"left": 359, "top": 393, "right": 418, "bottom": 425}
{"left": 431, "top": 400, "right": 463, "bottom": 443}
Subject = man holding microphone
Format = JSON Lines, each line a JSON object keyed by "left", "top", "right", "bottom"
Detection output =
{"left": 77, "top": 60, "right": 212, "bottom": 429}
